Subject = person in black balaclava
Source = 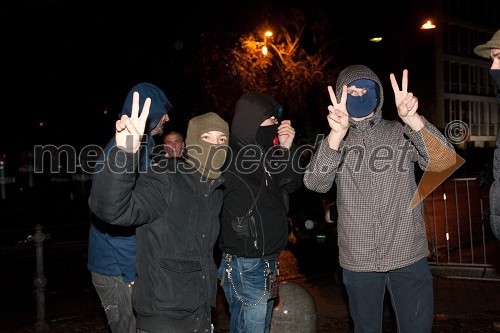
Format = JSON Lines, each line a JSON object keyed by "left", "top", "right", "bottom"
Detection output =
{"left": 474, "top": 29, "right": 500, "bottom": 241}
{"left": 89, "top": 93, "right": 230, "bottom": 333}
{"left": 304, "top": 65, "right": 457, "bottom": 333}
{"left": 217, "top": 92, "right": 302, "bottom": 333}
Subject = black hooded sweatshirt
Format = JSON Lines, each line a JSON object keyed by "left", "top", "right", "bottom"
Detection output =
{"left": 219, "top": 92, "right": 302, "bottom": 258}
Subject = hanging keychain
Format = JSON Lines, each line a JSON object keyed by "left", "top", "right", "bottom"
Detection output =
{"left": 266, "top": 261, "right": 279, "bottom": 299}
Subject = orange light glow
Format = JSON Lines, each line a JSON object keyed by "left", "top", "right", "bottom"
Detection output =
{"left": 421, "top": 20, "right": 436, "bottom": 30}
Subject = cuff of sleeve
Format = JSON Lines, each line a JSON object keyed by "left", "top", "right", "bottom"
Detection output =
{"left": 403, "top": 116, "right": 432, "bottom": 148}
{"left": 320, "top": 137, "right": 344, "bottom": 163}
{"left": 403, "top": 115, "right": 429, "bottom": 134}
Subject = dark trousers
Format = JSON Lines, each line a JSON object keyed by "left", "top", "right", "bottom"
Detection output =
{"left": 91, "top": 271, "right": 137, "bottom": 333}
{"left": 342, "top": 258, "right": 434, "bottom": 333}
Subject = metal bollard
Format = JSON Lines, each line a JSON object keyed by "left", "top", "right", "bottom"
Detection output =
{"left": 270, "top": 281, "right": 317, "bottom": 333}
{"left": 19, "top": 150, "right": 35, "bottom": 188}
{"left": 28, "top": 224, "right": 51, "bottom": 333}
{"left": 0, "top": 154, "right": 16, "bottom": 200}
{"left": 0, "top": 157, "right": 6, "bottom": 200}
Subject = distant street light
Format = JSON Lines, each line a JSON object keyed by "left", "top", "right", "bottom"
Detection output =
{"left": 421, "top": 20, "right": 436, "bottom": 30}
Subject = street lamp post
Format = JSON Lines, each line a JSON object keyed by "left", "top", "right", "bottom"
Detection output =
{"left": 260, "top": 30, "right": 286, "bottom": 63}
{"left": 261, "top": 30, "right": 273, "bottom": 56}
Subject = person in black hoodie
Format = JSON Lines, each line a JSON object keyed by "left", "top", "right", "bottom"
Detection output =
{"left": 89, "top": 89, "right": 230, "bottom": 333}
{"left": 217, "top": 92, "right": 302, "bottom": 333}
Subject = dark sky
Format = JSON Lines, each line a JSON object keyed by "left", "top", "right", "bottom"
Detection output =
{"left": 2, "top": 0, "right": 261, "bottom": 149}
{"left": 3, "top": 1, "right": 309, "bottom": 139}
{"left": 1, "top": 0, "right": 431, "bottom": 153}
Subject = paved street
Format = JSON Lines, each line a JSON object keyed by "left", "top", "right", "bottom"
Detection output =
{"left": 2, "top": 245, "right": 500, "bottom": 333}
{"left": 1, "top": 185, "right": 500, "bottom": 332}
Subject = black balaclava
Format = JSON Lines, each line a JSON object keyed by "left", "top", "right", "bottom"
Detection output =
{"left": 184, "top": 112, "right": 229, "bottom": 180}
{"left": 490, "top": 69, "right": 500, "bottom": 103}
{"left": 490, "top": 69, "right": 500, "bottom": 86}
{"left": 231, "top": 92, "right": 283, "bottom": 151}
{"left": 256, "top": 124, "right": 279, "bottom": 151}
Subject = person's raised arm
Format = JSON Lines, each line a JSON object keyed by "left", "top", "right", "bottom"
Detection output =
{"left": 89, "top": 91, "right": 164, "bottom": 226}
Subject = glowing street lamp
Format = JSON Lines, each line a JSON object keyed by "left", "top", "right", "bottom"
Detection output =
{"left": 261, "top": 30, "right": 273, "bottom": 56}
{"left": 260, "top": 30, "right": 286, "bottom": 63}
{"left": 421, "top": 20, "right": 436, "bottom": 30}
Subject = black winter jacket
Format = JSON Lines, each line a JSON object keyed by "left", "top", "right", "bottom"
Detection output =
{"left": 89, "top": 149, "right": 223, "bottom": 331}
{"left": 219, "top": 92, "right": 302, "bottom": 258}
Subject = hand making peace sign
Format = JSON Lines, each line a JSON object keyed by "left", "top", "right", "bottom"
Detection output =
{"left": 390, "top": 69, "right": 422, "bottom": 129}
{"left": 115, "top": 91, "right": 151, "bottom": 153}
{"left": 326, "top": 85, "right": 350, "bottom": 133}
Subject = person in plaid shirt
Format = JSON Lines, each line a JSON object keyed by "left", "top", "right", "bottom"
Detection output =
{"left": 304, "top": 64, "right": 456, "bottom": 333}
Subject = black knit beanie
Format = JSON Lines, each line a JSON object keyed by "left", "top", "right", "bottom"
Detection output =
{"left": 184, "top": 112, "right": 229, "bottom": 179}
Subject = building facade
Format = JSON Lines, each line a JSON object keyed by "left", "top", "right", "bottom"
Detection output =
{"left": 431, "top": 0, "right": 499, "bottom": 148}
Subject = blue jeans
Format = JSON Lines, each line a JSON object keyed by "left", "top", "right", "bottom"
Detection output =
{"left": 91, "top": 272, "right": 136, "bottom": 333}
{"left": 218, "top": 254, "right": 277, "bottom": 333}
{"left": 342, "top": 258, "right": 434, "bottom": 333}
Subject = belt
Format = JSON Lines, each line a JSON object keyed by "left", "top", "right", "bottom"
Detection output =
{"left": 224, "top": 253, "right": 279, "bottom": 261}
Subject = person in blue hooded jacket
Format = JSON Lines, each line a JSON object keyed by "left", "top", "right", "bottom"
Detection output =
{"left": 89, "top": 89, "right": 229, "bottom": 332}
{"left": 87, "top": 82, "right": 170, "bottom": 333}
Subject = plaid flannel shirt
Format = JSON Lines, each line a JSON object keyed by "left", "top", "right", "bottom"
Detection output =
{"left": 304, "top": 113, "right": 455, "bottom": 272}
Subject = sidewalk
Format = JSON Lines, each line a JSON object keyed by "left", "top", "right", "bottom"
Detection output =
{"left": 289, "top": 273, "right": 500, "bottom": 332}
{"left": 4, "top": 249, "right": 500, "bottom": 333}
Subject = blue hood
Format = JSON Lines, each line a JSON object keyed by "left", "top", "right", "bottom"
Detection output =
{"left": 120, "top": 82, "right": 171, "bottom": 134}
{"left": 97, "top": 82, "right": 170, "bottom": 174}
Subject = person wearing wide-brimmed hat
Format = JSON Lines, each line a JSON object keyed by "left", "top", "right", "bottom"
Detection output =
{"left": 474, "top": 29, "right": 500, "bottom": 95}
{"left": 474, "top": 29, "right": 500, "bottom": 57}
{"left": 474, "top": 30, "right": 500, "bottom": 242}
{"left": 474, "top": 28, "right": 500, "bottom": 332}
